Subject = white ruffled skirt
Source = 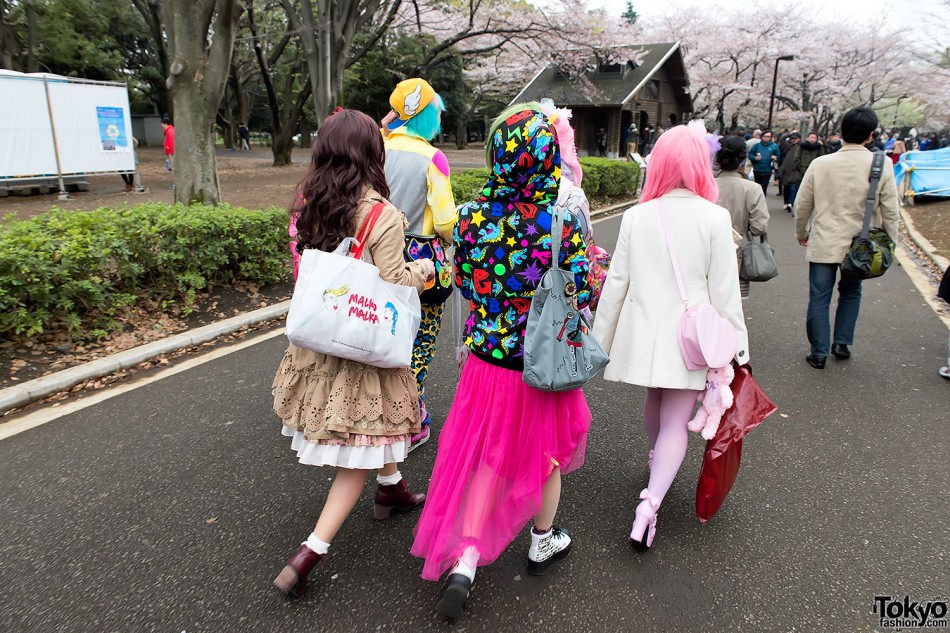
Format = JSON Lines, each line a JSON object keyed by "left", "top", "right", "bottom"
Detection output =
{"left": 281, "top": 426, "right": 409, "bottom": 469}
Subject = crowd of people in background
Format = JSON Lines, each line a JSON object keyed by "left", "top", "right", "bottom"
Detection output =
{"left": 707, "top": 126, "right": 949, "bottom": 212}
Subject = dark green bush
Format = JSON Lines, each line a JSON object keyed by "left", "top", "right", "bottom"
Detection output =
{"left": 0, "top": 204, "right": 289, "bottom": 338}
{"left": 451, "top": 168, "right": 491, "bottom": 204}
{"left": 578, "top": 157, "right": 641, "bottom": 199}
{"left": 449, "top": 159, "right": 639, "bottom": 205}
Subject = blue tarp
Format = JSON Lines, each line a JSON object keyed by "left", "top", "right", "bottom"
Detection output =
{"left": 895, "top": 148, "right": 950, "bottom": 198}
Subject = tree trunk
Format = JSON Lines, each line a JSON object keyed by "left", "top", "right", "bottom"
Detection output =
{"left": 173, "top": 81, "right": 222, "bottom": 204}
{"left": 234, "top": 73, "right": 249, "bottom": 132}
{"left": 455, "top": 115, "right": 468, "bottom": 150}
{"left": 300, "top": 123, "right": 313, "bottom": 148}
{"left": 301, "top": 0, "right": 381, "bottom": 129}
{"left": 161, "top": 0, "right": 241, "bottom": 205}
{"left": 25, "top": 0, "right": 38, "bottom": 73}
{"left": 0, "top": 0, "right": 23, "bottom": 70}
{"left": 272, "top": 131, "right": 295, "bottom": 166}
{"left": 131, "top": 0, "right": 171, "bottom": 117}
{"left": 217, "top": 109, "right": 235, "bottom": 149}
{"left": 249, "top": 3, "right": 313, "bottom": 168}
{"left": 298, "top": 0, "right": 331, "bottom": 124}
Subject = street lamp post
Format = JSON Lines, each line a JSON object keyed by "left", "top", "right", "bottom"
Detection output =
{"left": 767, "top": 55, "right": 795, "bottom": 130}
{"left": 893, "top": 94, "right": 908, "bottom": 128}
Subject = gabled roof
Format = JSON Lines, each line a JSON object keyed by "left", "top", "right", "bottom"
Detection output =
{"left": 510, "top": 42, "right": 692, "bottom": 111}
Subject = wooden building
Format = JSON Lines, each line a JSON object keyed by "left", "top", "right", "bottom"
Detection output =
{"left": 510, "top": 42, "right": 693, "bottom": 158}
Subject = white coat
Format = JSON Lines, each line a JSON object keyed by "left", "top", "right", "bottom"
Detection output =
{"left": 592, "top": 190, "right": 750, "bottom": 390}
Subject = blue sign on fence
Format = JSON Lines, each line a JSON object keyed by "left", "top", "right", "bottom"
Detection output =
{"left": 96, "top": 106, "right": 128, "bottom": 151}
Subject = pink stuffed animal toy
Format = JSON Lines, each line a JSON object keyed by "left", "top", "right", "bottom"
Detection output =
{"left": 688, "top": 364, "right": 735, "bottom": 440}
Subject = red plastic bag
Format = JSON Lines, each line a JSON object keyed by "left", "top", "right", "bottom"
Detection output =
{"left": 696, "top": 363, "right": 777, "bottom": 523}
{"left": 696, "top": 439, "right": 742, "bottom": 524}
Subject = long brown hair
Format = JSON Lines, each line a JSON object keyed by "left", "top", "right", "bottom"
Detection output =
{"left": 292, "top": 109, "right": 390, "bottom": 253}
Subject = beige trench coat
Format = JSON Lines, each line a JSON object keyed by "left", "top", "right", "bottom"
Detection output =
{"left": 716, "top": 170, "right": 770, "bottom": 238}
{"left": 794, "top": 145, "right": 900, "bottom": 263}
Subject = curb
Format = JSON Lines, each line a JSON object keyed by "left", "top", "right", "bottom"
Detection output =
{"left": 591, "top": 198, "right": 638, "bottom": 220}
{"left": 0, "top": 301, "right": 289, "bottom": 415}
{"left": 901, "top": 208, "right": 949, "bottom": 273}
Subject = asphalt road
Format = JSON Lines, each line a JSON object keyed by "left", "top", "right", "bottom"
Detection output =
{"left": 1, "top": 192, "right": 948, "bottom": 633}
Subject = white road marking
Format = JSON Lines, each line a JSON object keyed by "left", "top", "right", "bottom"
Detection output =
{"left": 896, "top": 245, "right": 950, "bottom": 330}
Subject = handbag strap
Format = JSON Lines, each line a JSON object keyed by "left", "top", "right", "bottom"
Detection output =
{"left": 453, "top": 264, "right": 464, "bottom": 373}
{"left": 861, "top": 152, "right": 886, "bottom": 239}
{"left": 657, "top": 200, "right": 690, "bottom": 306}
{"left": 549, "top": 204, "right": 565, "bottom": 269}
{"left": 351, "top": 202, "right": 386, "bottom": 259}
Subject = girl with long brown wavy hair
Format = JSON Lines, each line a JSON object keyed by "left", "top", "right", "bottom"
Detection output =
{"left": 272, "top": 109, "right": 435, "bottom": 597}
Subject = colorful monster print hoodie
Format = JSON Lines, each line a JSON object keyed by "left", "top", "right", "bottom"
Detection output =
{"left": 453, "top": 107, "right": 590, "bottom": 370}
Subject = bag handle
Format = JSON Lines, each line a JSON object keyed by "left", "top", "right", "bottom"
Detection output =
{"left": 746, "top": 231, "right": 769, "bottom": 244}
{"left": 657, "top": 200, "right": 690, "bottom": 306}
{"left": 861, "top": 151, "right": 886, "bottom": 239}
{"left": 549, "top": 205, "right": 565, "bottom": 269}
{"left": 453, "top": 265, "right": 465, "bottom": 373}
{"left": 351, "top": 202, "right": 386, "bottom": 260}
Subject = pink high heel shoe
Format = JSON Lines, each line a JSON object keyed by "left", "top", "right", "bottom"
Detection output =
{"left": 630, "top": 489, "right": 660, "bottom": 550}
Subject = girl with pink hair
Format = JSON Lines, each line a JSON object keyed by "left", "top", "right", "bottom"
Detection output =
{"left": 592, "top": 125, "right": 750, "bottom": 549}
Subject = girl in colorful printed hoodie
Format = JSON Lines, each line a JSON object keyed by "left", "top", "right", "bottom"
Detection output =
{"left": 411, "top": 104, "right": 592, "bottom": 620}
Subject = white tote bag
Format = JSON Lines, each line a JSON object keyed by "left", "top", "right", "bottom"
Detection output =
{"left": 286, "top": 203, "right": 421, "bottom": 368}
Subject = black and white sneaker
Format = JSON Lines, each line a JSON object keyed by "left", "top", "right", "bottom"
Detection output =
{"left": 526, "top": 526, "right": 572, "bottom": 576}
{"left": 435, "top": 573, "right": 473, "bottom": 620}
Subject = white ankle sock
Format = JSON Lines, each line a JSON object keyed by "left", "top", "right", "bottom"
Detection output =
{"left": 303, "top": 533, "right": 330, "bottom": 555}
{"left": 376, "top": 471, "right": 403, "bottom": 486}
{"left": 451, "top": 546, "right": 479, "bottom": 582}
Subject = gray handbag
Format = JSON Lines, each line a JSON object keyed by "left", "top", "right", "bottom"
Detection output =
{"left": 739, "top": 232, "right": 779, "bottom": 282}
{"left": 522, "top": 206, "right": 610, "bottom": 392}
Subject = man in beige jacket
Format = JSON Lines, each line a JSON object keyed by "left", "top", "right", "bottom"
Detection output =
{"left": 794, "top": 106, "right": 900, "bottom": 369}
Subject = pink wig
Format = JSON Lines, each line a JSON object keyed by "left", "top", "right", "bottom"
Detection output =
{"left": 539, "top": 100, "right": 583, "bottom": 185}
{"left": 551, "top": 110, "right": 583, "bottom": 185}
{"left": 640, "top": 125, "right": 719, "bottom": 203}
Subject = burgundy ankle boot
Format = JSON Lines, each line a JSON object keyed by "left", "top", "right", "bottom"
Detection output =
{"left": 273, "top": 544, "right": 324, "bottom": 597}
{"left": 373, "top": 479, "right": 425, "bottom": 520}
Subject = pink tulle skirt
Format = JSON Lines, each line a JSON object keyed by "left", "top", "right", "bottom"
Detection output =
{"left": 411, "top": 354, "right": 591, "bottom": 581}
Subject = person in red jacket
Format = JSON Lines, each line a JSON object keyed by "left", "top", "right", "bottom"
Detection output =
{"left": 162, "top": 117, "right": 175, "bottom": 171}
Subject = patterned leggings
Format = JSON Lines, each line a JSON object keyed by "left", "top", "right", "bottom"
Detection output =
{"left": 412, "top": 301, "right": 445, "bottom": 427}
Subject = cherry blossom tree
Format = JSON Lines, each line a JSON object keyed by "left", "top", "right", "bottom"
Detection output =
{"left": 642, "top": 6, "right": 950, "bottom": 134}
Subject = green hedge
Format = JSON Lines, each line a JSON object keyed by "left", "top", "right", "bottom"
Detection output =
{"left": 578, "top": 157, "right": 641, "bottom": 199}
{"left": 449, "top": 158, "right": 640, "bottom": 204}
{"left": 450, "top": 168, "right": 491, "bottom": 204}
{"left": 0, "top": 204, "right": 289, "bottom": 338}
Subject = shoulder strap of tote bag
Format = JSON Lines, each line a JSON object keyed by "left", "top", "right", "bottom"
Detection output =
{"left": 351, "top": 201, "right": 386, "bottom": 260}
{"left": 860, "top": 152, "right": 886, "bottom": 239}
{"left": 657, "top": 200, "right": 690, "bottom": 306}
